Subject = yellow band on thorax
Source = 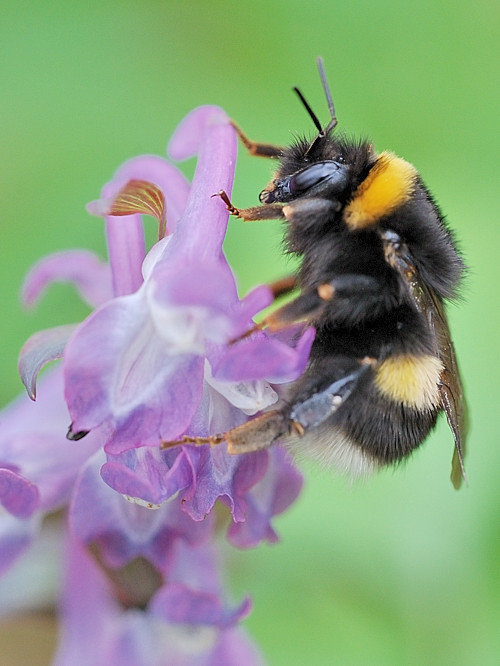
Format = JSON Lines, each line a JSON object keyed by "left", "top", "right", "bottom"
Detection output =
{"left": 344, "top": 151, "right": 417, "bottom": 230}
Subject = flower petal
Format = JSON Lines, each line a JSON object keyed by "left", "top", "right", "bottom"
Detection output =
{"left": 0, "top": 513, "right": 40, "bottom": 576}
{"left": 0, "top": 368, "right": 101, "bottom": 512}
{"left": 0, "top": 469, "right": 40, "bottom": 518}
{"left": 153, "top": 582, "right": 252, "bottom": 628}
{"left": 70, "top": 452, "right": 212, "bottom": 572}
{"left": 166, "top": 107, "right": 236, "bottom": 259}
{"left": 18, "top": 325, "right": 76, "bottom": 399}
{"left": 181, "top": 446, "right": 268, "bottom": 524}
{"left": 212, "top": 325, "right": 316, "bottom": 383}
{"left": 88, "top": 155, "right": 190, "bottom": 234}
{"left": 63, "top": 292, "right": 205, "bottom": 451}
{"left": 168, "top": 106, "right": 230, "bottom": 161}
{"left": 100, "top": 446, "right": 194, "bottom": 506}
{"left": 105, "top": 214, "right": 146, "bottom": 297}
{"left": 21, "top": 250, "right": 112, "bottom": 309}
{"left": 227, "top": 446, "right": 303, "bottom": 548}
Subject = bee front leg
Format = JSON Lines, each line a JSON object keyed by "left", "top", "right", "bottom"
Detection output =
{"left": 230, "top": 121, "right": 284, "bottom": 159}
{"left": 213, "top": 190, "right": 285, "bottom": 221}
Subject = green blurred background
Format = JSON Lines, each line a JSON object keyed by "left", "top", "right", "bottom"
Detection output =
{"left": 1, "top": 1, "right": 499, "bottom": 664}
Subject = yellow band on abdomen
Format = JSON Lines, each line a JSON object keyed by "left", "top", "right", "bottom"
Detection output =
{"left": 375, "top": 353, "right": 443, "bottom": 409}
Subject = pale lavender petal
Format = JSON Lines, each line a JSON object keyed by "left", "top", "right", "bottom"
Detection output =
{"left": 0, "top": 469, "right": 39, "bottom": 518}
{"left": 0, "top": 392, "right": 100, "bottom": 544}
{"left": 153, "top": 582, "right": 252, "bottom": 628}
{"left": 97, "top": 155, "right": 190, "bottom": 233}
{"left": 63, "top": 293, "right": 205, "bottom": 452}
{"left": 150, "top": 264, "right": 273, "bottom": 343}
{"left": 237, "top": 283, "right": 275, "bottom": 322}
{"left": 0, "top": 366, "right": 68, "bottom": 439}
{"left": 211, "top": 325, "right": 316, "bottom": 383}
{"left": 166, "top": 107, "right": 236, "bottom": 259}
{"left": 204, "top": 364, "right": 278, "bottom": 416}
{"left": 153, "top": 539, "right": 252, "bottom": 626}
{"left": 21, "top": 250, "right": 112, "bottom": 309}
{"left": 0, "top": 520, "right": 62, "bottom": 615}
{"left": 187, "top": 374, "right": 248, "bottom": 437}
{"left": 0, "top": 368, "right": 100, "bottom": 511}
{"left": 0, "top": 513, "right": 40, "bottom": 576}
{"left": 18, "top": 324, "right": 76, "bottom": 399}
{"left": 227, "top": 446, "right": 303, "bottom": 548}
{"left": 53, "top": 535, "right": 261, "bottom": 666}
{"left": 100, "top": 447, "right": 195, "bottom": 505}
{"left": 149, "top": 260, "right": 248, "bottom": 344}
{"left": 70, "top": 452, "right": 212, "bottom": 572}
{"left": 181, "top": 446, "right": 268, "bottom": 523}
{"left": 52, "top": 535, "right": 119, "bottom": 666}
{"left": 105, "top": 214, "right": 146, "bottom": 297}
{"left": 168, "top": 105, "right": 229, "bottom": 161}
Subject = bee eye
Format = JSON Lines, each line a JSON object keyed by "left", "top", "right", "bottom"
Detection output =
{"left": 260, "top": 160, "right": 348, "bottom": 204}
{"left": 290, "top": 161, "right": 344, "bottom": 192}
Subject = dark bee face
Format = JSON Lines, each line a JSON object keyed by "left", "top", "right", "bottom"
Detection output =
{"left": 260, "top": 135, "right": 376, "bottom": 214}
{"left": 259, "top": 158, "right": 349, "bottom": 204}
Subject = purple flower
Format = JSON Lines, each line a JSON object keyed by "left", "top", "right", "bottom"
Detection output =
{"left": 0, "top": 368, "right": 99, "bottom": 575}
{"left": 53, "top": 535, "right": 263, "bottom": 666}
{"left": 59, "top": 106, "right": 312, "bottom": 454}
{"left": 4, "top": 103, "right": 313, "bottom": 663}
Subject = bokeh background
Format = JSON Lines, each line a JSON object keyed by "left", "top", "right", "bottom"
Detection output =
{"left": 1, "top": 1, "right": 499, "bottom": 664}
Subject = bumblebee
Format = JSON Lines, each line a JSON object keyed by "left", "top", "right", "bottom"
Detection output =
{"left": 167, "top": 59, "right": 468, "bottom": 488}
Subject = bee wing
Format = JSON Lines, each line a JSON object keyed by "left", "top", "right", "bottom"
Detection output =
{"left": 420, "top": 282, "right": 468, "bottom": 489}
{"left": 391, "top": 248, "right": 468, "bottom": 488}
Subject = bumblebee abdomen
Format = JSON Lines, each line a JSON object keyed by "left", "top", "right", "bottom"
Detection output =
{"left": 286, "top": 349, "right": 442, "bottom": 474}
{"left": 286, "top": 383, "right": 440, "bottom": 475}
{"left": 340, "top": 384, "right": 440, "bottom": 466}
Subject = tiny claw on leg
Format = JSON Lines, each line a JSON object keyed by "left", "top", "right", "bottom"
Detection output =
{"left": 160, "top": 434, "right": 225, "bottom": 450}
{"left": 211, "top": 190, "right": 242, "bottom": 218}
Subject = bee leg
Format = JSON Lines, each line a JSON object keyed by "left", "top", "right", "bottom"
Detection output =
{"left": 224, "top": 410, "right": 288, "bottom": 453}
{"left": 234, "top": 274, "right": 383, "bottom": 341}
{"left": 262, "top": 286, "right": 332, "bottom": 331}
{"left": 213, "top": 190, "right": 285, "bottom": 221}
{"left": 230, "top": 121, "right": 284, "bottom": 158}
{"left": 231, "top": 285, "right": 331, "bottom": 343}
{"left": 160, "top": 410, "right": 287, "bottom": 455}
{"left": 160, "top": 433, "right": 226, "bottom": 450}
{"left": 268, "top": 275, "right": 299, "bottom": 299}
{"left": 289, "top": 362, "right": 373, "bottom": 430}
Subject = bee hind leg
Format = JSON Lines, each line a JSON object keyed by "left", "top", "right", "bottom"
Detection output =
{"left": 160, "top": 410, "right": 288, "bottom": 455}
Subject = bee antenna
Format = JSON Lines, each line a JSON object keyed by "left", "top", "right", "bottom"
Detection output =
{"left": 316, "top": 57, "right": 337, "bottom": 133}
{"left": 293, "top": 86, "right": 323, "bottom": 134}
{"left": 293, "top": 59, "right": 338, "bottom": 157}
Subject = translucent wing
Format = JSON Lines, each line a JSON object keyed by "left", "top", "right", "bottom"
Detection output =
{"left": 384, "top": 236, "right": 468, "bottom": 488}
{"left": 417, "top": 279, "right": 468, "bottom": 488}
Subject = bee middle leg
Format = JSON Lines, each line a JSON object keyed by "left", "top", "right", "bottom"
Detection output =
{"left": 235, "top": 273, "right": 383, "bottom": 340}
